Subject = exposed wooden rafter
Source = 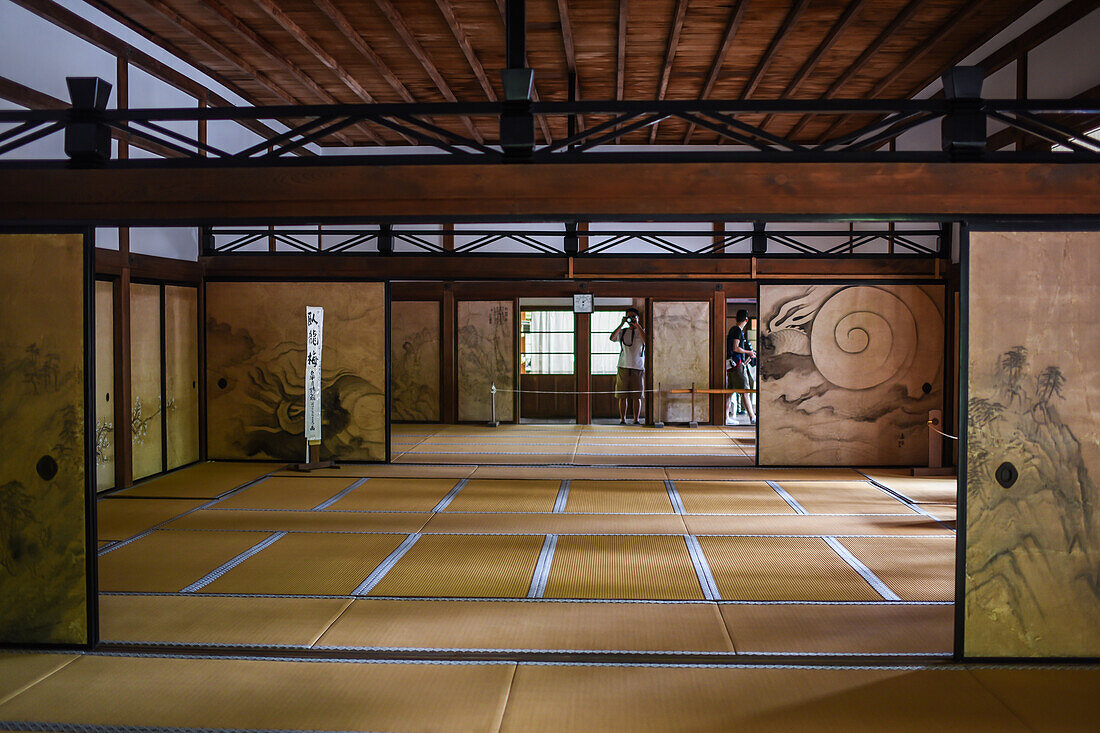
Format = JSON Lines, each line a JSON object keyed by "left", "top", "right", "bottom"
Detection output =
{"left": 554, "top": 0, "right": 586, "bottom": 131}
{"left": 194, "top": 0, "right": 385, "bottom": 144}
{"left": 757, "top": 0, "right": 870, "bottom": 134}
{"left": 432, "top": 0, "right": 497, "bottom": 101}
{"left": 16, "top": 0, "right": 317, "bottom": 150}
{"left": 785, "top": 0, "right": 925, "bottom": 141}
{"left": 814, "top": 0, "right": 989, "bottom": 144}
{"left": 682, "top": 0, "right": 749, "bottom": 144}
{"left": 617, "top": 0, "right": 629, "bottom": 100}
{"left": 650, "top": 0, "right": 689, "bottom": 143}
{"left": 370, "top": 0, "right": 485, "bottom": 144}
{"left": 313, "top": 0, "right": 414, "bottom": 103}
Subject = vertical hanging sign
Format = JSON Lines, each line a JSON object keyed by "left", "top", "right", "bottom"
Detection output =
{"left": 304, "top": 306, "right": 324, "bottom": 457}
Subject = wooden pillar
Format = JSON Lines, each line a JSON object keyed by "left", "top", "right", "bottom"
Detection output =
{"left": 644, "top": 298, "right": 653, "bottom": 424}
{"left": 441, "top": 286, "right": 456, "bottom": 423}
{"left": 113, "top": 231, "right": 133, "bottom": 490}
{"left": 513, "top": 298, "right": 521, "bottom": 423}
{"left": 575, "top": 309, "right": 591, "bottom": 424}
{"left": 197, "top": 281, "right": 207, "bottom": 461}
{"left": 443, "top": 223, "right": 455, "bottom": 252}
{"left": 711, "top": 285, "right": 726, "bottom": 425}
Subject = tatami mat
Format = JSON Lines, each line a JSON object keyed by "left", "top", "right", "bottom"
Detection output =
{"left": 316, "top": 599, "right": 734, "bottom": 652}
{"left": 421, "top": 512, "right": 689, "bottom": 535}
{"left": 368, "top": 534, "right": 545, "bottom": 598}
{"left": 837, "top": 537, "right": 956, "bottom": 601}
{"left": 666, "top": 467, "right": 863, "bottom": 480}
{"left": 861, "top": 470, "right": 958, "bottom": 504}
{"left": 112, "top": 462, "right": 282, "bottom": 499}
{"left": 719, "top": 603, "right": 954, "bottom": 655}
{"left": 674, "top": 481, "right": 797, "bottom": 514}
{"left": 544, "top": 535, "right": 704, "bottom": 600}
{"left": 213, "top": 476, "right": 357, "bottom": 511}
{"left": 165, "top": 509, "right": 431, "bottom": 534}
{"left": 0, "top": 655, "right": 516, "bottom": 732}
{"left": 96, "top": 498, "right": 205, "bottom": 541}
{"left": 497, "top": 666, "right": 1031, "bottom": 732}
{"left": 699, "top": 536, "right": 882, "bottom": 601}
{"left": 472, "top": 465, "right": 668, "bottom": 480}
{"left": 969, "top": 669, "right": 1100, "bottom": 733}
{"left": 777, "top": 481, "right": 917, "bottom": 514}
{"left": 0, "top": 654, "right": 76, "bottom": 707}
{"left": 98, "top": 530, "right": 271, "bottom": 593}
{"left": 99, "top": 594, "right": 352, "bottom": 647}
{"left": 203, "top": 532, "right": 408, "bottom": 595}
{"left": 273, "top": 464, "right": 476, "bottom": 478}
{"left": 565, "top": 480, "right": 674, "bottom": 513}
{"left": 443, "top": 479, "right": 561, "bottom": 512}
{"left": 396, "top": 452, "right": 577, "bottom": 465}
{"left": 683, "top": 513, "right": 954, "bottom": 537}
{"left": 323, "top": 477, "right": 460, "bottom": 511}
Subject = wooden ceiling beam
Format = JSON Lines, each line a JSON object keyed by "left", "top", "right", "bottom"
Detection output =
{"left": 192, "top": 0, "right": 384, "bottom": 145}
{"left": 370, "top": 0, "right": 485, "bottom": 144}
{"left": 554, "top": 0, "right": 587, "bottom": 132}
{"left": 313, "top": 0, "right": 414, "bottom": 103}
{"left": 815, "top": 0, "right": 989, "bottom": 144}
{"left": 682, "top": 0, "right": 749, "bottom": 144}
{"left": 5, "top": 162, "right": 1098, "bottom": 222}
{"left": 617, "top": 0, "right": 628, "bottom": 100}
{"left": 757, "top": 0, "right": 869, "bottom": 134}
{"left": 139, "top": 0, "right": 355, "bottom": 148}
{"left": 13, "top": 0, "right": 307, "bottom": 150}
{"left": 786, "top": 0, "right": 924, "bottom": 141}
{"left": 649, "top": 0, "right": 689, "bottom": 143}
{"left": 433, "top": 0, "right": 497, "bottom": 101}
{"left": 741, "top": 0, "right": 811, "bottom": 101}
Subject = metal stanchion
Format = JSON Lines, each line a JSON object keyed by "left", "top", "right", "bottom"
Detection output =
{"left": 653, "top": 381, "right": 665, "bottom": 429}
{"left": 688, "top": 382, "right": 699, "bottom": 428}
{"left": 488, "top": 383, "right": 500, "bottom": 427}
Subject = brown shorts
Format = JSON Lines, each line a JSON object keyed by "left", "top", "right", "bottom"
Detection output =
{"left": 615, "top": 367, "right": 644, "bottom": 399}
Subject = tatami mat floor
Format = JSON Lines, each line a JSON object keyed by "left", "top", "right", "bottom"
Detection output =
{"left": 96, "top": 459, "right": 956, "bottom": 658}
{"left": 391, "top": 423, "right": 757, "bottom": 465}
{"left": 2, "top": 652, "right": 1097, "bottom": 732}
{"left": 9, "top": 462, "right": 1091, "bottom": 731}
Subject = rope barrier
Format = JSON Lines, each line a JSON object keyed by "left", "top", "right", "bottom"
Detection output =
{"left": 927, "top": 420, "right": 959, "bottom": 441}
{"left": 491, "top": 386, "right": 662, "bottom": 395}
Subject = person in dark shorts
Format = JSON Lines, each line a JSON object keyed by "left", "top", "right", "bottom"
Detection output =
{"left": 610, "top": 307, "right": 646, "bottom": 424}
{"left": 726, "top": 308, "right": 756, "bottom": 424}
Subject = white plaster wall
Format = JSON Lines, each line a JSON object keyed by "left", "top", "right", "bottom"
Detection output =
{"left": 1029, "top": 8, "right": 1100, "bottom": 97}
{"left": 130, "top": 228, "right": 199, "bottom": 260}
{"left": 0, "top": 1, "right": 117, "bottom": 105}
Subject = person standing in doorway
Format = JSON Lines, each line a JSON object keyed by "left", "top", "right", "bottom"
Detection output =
{"left": 610, "top": 307, "right": 646, "bottom": 425}
{"left": 726, "top": 309, "right": 757, "bottom": 424}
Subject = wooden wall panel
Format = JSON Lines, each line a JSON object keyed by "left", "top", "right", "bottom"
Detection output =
{"left": 758, "top": 284, "right": 945, "bottom": 466}
{"left": 94, "top": 279, "right": 115, "bottom": 492}
{"left": 206, "top": 282, "right": 386, "bottom": 462}
{"left": 130, "top": 283, "right": 163, "bottom": 481}
{"left": 390, "top": 301, "right": 441, "bottom": 422}
{"left": 0, "top": 233, "right": 87, "bottom": 644}
{"left": 652, "top": 302, "right": 710, "bottom": 424}
{"left": 964, "top": 231, "right": 1100, "bottom": 658}
{"left": 457, "top": 301, "right": 514, "bottom": 423}
{"left": 165, "top": 285, "right": 199, "bottom": 470}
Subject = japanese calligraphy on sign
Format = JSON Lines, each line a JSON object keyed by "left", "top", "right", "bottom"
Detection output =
{"left": 305, "top": 306, "right": 324, "bottom": 444}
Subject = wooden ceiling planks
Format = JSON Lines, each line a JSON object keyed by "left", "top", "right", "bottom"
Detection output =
{"left": 80, "top": 0, "right": 1046, "bottom": 147}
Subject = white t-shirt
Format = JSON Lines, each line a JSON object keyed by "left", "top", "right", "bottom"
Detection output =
{"left": 611, "top": 326, "right": 645, "bottom": 370}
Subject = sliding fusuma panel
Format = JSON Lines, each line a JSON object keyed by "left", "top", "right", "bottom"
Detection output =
{"left": 757, "top": 283, "right": 945, "bottom": 466}
{"left": 0, "top": 233, "right": 89, "bottom": 644}
{"left": 206, "top": 282, "right": 386, "bottom": 462}
{"left": 964, "top": 230, "right": 1100, "bottom": 657}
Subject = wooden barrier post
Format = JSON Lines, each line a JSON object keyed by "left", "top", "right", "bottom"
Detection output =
{"left": 689, "top": 382, "right": 699, "bottom": 428}
{"left": 653, "top": 382, "right": 664, "bottom": 429}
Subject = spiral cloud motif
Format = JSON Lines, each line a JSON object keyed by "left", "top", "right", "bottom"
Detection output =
{"left": 809, "top": 285, "right": 942, "bottom": 397}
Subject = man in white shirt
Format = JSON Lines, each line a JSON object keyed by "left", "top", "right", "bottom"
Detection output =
{"left": 609, "top": 307, "right": 646, "bottom": 425}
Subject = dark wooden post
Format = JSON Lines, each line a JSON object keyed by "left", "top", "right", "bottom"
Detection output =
{"left": 441, "top": 286, "right": 456, "bottom": 423}
{"left": 711, "top": 285, "right": 726, "bottom": 425}
{"left": 575, "top": 308, "right": 591, "bottom": 424}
